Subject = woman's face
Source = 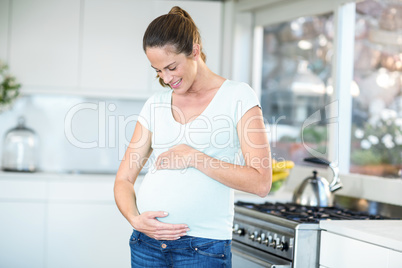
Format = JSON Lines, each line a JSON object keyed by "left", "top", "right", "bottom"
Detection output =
{"left": 146, "top": 45, "right": 197, "bottom": 94}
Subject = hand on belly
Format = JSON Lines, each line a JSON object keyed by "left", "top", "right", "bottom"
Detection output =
{"left": 155, "top": 144, "right": 198, "bottom": 170}
{"left": 133, "top": 210, "right": 190, "bottom": 240}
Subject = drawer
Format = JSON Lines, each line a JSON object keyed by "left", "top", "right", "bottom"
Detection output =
{"left": 320, "top": 231, "right": 388, "bottom": 268}
{"left": 0, "top": 178, "right": 47, "bottom": 200}
{"left": 389, "top": 250, "right": 402, "bottom": 268}
{"left": 48, "top": 176, "right": 116, "bottom": 202}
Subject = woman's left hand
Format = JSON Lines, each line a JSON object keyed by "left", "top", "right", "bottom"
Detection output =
{"left": 155, "top": 144, "right": 199, "bottom": 170}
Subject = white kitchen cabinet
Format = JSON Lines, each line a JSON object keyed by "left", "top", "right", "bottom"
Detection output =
{"left": 0, "top": 178, "right": 47, "bottom": 199}
{"left": 389, "top": 250, "right": 402, "bottom": 268}
{"left": 3, "top": 0, "right": 223, "bottom": 98}
{"left": 319, "top": 220, "right": 402, "bottom": 268}
{"left": 45, "top": 177, "right": 132, "bottom": 268}
{"left": 320, "top": 231, "right": 388, "bottom": 268}
{"left": 0, "top": 0, "right": 9, "bottom": 60}
{"left": 9, "top": 0, "right": 80, "bottom": 89}
{"left": 0, "top": 173, "right": 133, "bottom": 268}
{"left": 46, "top": 202, "right": 131, "bottom": 268}
{"left": 0, "top": 177, "right": 47, "bottom": 268}
{"left": 0, "top": 202, "right": 46, "bottom": 268}
{"left": 82, "top": 0, "right": 223, "bottom": 97}
{"left": 320, "top": 229, "right": 402, "bottom": 268}
{"left": 80, "top": 0, "right": 153, "bottom": 98}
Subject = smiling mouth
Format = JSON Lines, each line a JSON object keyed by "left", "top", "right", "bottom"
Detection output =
{"left": 171, "top": 78, "right": 182, "bottom": 88}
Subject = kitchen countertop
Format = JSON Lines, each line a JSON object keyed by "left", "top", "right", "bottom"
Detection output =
{"left": 0, "top": 170, "right": 116, "bottom": 179}
{"left": 0, "top": 171, "right": 295, "bottom": 202}
{"left": 320, "top": 220, "right": 402, "bottom": 252}
{"left": 234, "top": 188, "right": 293, "bottom": 203}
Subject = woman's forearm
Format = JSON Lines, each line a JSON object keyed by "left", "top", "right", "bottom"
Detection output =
{"left": 155, "top": 143, "right": 272, "bottom": 197}
{"left": 114, "top": 179, "right": 139, "bottom": 227}
{"left": 192, "top": 152, "right": 272, "bottom": 197}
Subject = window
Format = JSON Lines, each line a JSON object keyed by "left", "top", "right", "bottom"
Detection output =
{"left": 350, "top": 0, "right": 402, "bottom": 178}
{"left": 261, "top": 13, "right": 334, "bottom": 165}
{"left": 258, "top": 0, "right": 401, "bottom": 178}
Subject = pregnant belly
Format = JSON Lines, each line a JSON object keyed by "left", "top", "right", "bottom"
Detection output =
{"left": 136, "top": 168, "right": 229, "bottom": 225}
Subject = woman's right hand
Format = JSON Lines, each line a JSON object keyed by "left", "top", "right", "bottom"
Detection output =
{"left": 132, "top": 211, "right": 190, "bottom": 240}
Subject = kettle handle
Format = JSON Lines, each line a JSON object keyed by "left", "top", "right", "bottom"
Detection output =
{"left": 304, "top": 157, "right": 343, "bottom": 192}
{"left": 304, "top": 157, "right": 330, "bottom": 166}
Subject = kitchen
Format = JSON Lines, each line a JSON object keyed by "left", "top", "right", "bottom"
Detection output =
{"left": 0, "top": 0, "right": 401, "bottom": 267}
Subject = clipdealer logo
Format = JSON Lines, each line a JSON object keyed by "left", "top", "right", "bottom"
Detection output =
{"left": 63, "top": 99, "right": 339, "bottom": 166}
{"left": 64, "top": 101, "right": 143, "bottom": 160}
{"left": 64, "top": 100, "right": 275, "bottom": 158}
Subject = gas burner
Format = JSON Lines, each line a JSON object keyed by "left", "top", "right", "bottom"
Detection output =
{"left": 235, "top": 201, "right": 391, "bottom": 223}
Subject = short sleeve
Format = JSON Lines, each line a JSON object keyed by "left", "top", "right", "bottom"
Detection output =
{"left": 234, "top": 82, "right": 261, "bottom": 124}
{"left": 137, "top": 95, "right": 154, "bottom": 133}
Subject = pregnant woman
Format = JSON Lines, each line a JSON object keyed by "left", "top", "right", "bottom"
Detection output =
{"left": 114, "top": 6, "right": 272, "bottom": 268}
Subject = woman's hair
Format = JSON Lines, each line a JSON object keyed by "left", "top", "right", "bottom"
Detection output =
{"left": 143, "top": 6, "right": 206, "bottom": 87}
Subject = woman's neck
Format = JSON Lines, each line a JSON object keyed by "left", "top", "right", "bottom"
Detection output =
{"left": 187, "top": 61, "right": 224, "bottom": 96}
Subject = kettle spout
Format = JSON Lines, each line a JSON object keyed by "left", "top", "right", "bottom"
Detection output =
{"left": 330, "top": 182, "right": 343, "bottom": 192}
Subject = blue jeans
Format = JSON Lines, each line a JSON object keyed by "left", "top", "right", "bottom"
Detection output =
{"left": 129, "top": 230, "right": 232, "bottom": 267}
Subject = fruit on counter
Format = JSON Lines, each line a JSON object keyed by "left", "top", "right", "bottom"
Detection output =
{"left": 272, "top": 171, "right": 290, "bottom": 182}
{"left": 271, "top": 180, "right": 284, "bottom": 192}
{"left": 269, "top": 159, "right": 295, "bottom": 193}
{"left": 272, "top": 160, "right": 295, "bottom": 173}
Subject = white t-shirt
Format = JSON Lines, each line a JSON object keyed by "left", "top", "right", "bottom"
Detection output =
{"left": 137, "top": 79, "right": 260, "bottom": 240}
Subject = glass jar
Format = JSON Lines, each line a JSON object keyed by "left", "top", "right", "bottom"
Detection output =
{"left": 2, "top": 116, "right": 40, "bottom": 172}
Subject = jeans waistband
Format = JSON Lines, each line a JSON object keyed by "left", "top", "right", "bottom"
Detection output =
{"left": 131, "top": 229, "right": 230, "bottom": 250}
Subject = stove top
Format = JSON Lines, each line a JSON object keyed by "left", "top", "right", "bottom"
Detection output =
{"left": 232, "top": 200, "right": 399, "bottom": 266}
{"left": 235, "top": 201, "right": 392, "bottom": 223}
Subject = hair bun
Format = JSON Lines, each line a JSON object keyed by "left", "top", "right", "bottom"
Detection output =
{"left": 169, "top": 6, "right": 191, "bottom": 19}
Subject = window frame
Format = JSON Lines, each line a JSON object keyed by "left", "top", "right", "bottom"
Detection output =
{"left": 249, "top": 0, "right": 357, "bottom": 174}
{"left": 231, "top": 0, "right": 402, "bottom": 205}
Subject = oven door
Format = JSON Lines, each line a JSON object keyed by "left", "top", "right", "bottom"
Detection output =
{"left": 232, "top": 240, "right": 292, "bottom": 268}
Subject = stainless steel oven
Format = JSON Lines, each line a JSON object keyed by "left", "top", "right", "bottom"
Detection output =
{"left": 232, "top": 240, "right": 292, "bottom": 268}
{"left": 231, "top": 201, "right": 394, "bottom": 268}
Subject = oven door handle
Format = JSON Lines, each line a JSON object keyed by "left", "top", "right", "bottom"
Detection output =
{"left": 232, "top": 241, "right": 292, "bottom": 268}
